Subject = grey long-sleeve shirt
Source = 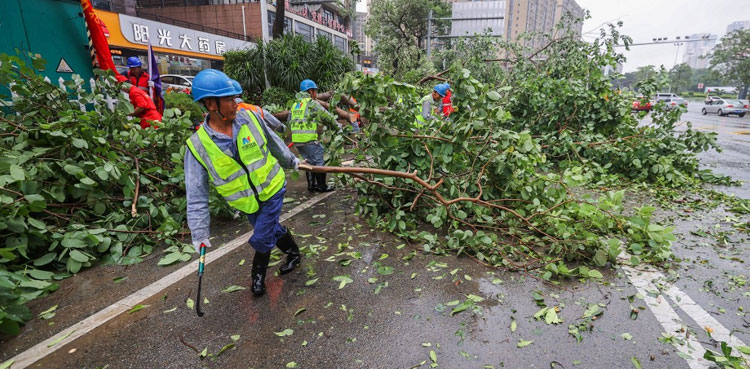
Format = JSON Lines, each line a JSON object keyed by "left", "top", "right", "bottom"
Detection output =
{"left": 184, "top": 109, "right": 298, "bottom": 248}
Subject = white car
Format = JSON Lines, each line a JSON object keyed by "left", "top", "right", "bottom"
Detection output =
{"left": 701, "top": 99, "right": 748, "bottom": 117}
{"left": 160, "top": 74, "right": 193, "bottom": 92}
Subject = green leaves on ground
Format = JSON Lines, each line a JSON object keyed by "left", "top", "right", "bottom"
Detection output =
{"left": 221, "top": 285, "right": 246, "bottom": 293}
{"left": 517, "top": 339, "right": 534, "bottom": 348}
{"left": 274, "top": 328, "right": 294, "bottom": 337}
{"left": 333, "top": 275, "right": 354, "bottom": 289}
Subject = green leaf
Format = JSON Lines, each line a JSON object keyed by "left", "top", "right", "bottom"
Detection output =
{"left": 274, "top": 328, "right": 294, "bottom": 337}
{"left": 158, "top": 252, "right": 182, "bottom": 266}
{"left": 28, "top": 269, "right": 54, "bottom": 280}
{"left": 113, "top": 276, "right": 128, "bottom": 284}
{"left": 621, "top": 333, "right": 633, "bottom": 341}
{"left": 221, "top": 285, "right": 246, "bottom": 293}
{"left": 128, "top": 304, "right": 149, "bottom": 314}
{"left": 631, "top": 357, "right": 641, "bottom": 369}
{"left": 305, "top": 278, "right": 319, "bottom": 286}
{"left": 9, "top": 164, "right": 25, "bottom": 181}
{"left": 163, "top": 307, "right": 177, "bottom": 313}
{"left": 429, "top": 350, "right": 437, "bottom": 364}
{"left": 545, "top": 308, "right": 563, "bottom": 324}
{"left": 47, "top": 329, "right": 76, "bottom": 347}
{"left": 231, "top": 334, "right": 241, "bottom": 342}
{"left": 517, "top": 339, "right": 534, "bottom": 348}
{"left": 332, "top": 275, "right": 353, "bottom": 289}
{"left": 69, "top": 250, "right": 89, "bottom": 263}
{"left": 588, "top": 270, "right": 603, "bottom": 279}
{"left": 199, "top": 347, "right": 208, "bottom": 358}
{"left": 79, "top": 177, "right": 96, "bottom": 186}
{"left": 215, "top": 343, "right": 235, "bottom": 356}
{"left": 186, "top": 298, "right": 195, "bottom": 309}
{"left": 72, "top": 138, "right": 88, "bottom": 149}
{"left": 286, "top": 362, "right": 298, "bottom": 368}
{"left": 510, "top": 319, "right": 517, "bottom": 332}
{"left": 294, "top": 308, "right": 306, "bottom": 316}
{"left": 38, "top": 304, "right": 58, "bottom": 320}
{"left": 487, "top": 91, "right": 501, "bottom": 101}
{"left": 34, "top": 252, "right": 57, "bottom": 266}
{"left": 0, "top": 359, "right": 14, "bottom": 369}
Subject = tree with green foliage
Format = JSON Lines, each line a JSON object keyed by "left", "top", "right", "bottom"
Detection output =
{"left": 223, "top": 35, "right": 354, "bottom": 101}
{"left": 710, "top": 29, "right": 750, "bottom": 99}
{"left": 668, "top": 63, "right": 693, "bottom": 94}
{"left": 365, "top": 0, "right": 449, "bottom": 81}
{"left": 316, "top": 22, "right": 725, "bottom": 279}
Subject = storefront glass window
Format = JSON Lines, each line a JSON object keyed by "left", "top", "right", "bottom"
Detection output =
{"left": 334, "top": 36, "right": 347, "bottom": 53}
{"left": 295, "top": 22, "right": 314, "bottom": 42}
{"left": 267, "top": 10, "right": 292, "bottom": 38}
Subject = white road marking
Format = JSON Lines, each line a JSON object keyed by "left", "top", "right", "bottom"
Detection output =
{"left": 7, "top": 190, "right": 336, "bottom": 369}
{"left": 620, "top": 253, "right": 749, "bottom": 368}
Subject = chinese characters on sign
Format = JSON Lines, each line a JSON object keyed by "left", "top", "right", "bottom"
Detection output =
{"left": 119, "top": 13, "right": 253, "bottom": 56}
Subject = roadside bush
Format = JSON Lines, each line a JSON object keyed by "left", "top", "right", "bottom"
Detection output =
{"left": 0, "top": 54, "right": 230, "bottom": 335}
{"left": 164, "top": 90, "right": 204, "bottom": 123}
{"left": 260, "top": 86, "right": 295, "bottom": 107}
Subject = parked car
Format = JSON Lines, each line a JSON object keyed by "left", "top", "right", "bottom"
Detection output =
{"left": 161, "top": 74, "right": 194, "bottom": 93}
{"left": 655, "top": 93, "right": 679, "bottom": 101}
{"left": 656, "top": 97, "right": 687, "bottom": 110}
{"left": 701, "top": 99, "right": 747, "bottom": 117}
{"left": 704, "top": 96, "right": 722, "bottom": 104}
{"left": 632, "top": 96, "right": 652, "bottom": 112}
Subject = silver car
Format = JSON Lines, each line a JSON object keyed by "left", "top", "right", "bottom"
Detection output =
{"left": 701, "top": 99, "right": 748, "bottom": 117}
{"left": 656, "top": 97, "right": 688, "bottom": 110}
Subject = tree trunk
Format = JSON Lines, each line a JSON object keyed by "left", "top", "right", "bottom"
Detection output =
{"left": 273, "top": 0, "right": 286, "bottom": 39}
{"left": 739, "top": 85, "right": 749, "bottom": 100}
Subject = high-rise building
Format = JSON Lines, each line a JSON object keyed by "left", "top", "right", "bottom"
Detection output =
{"left": 354, "top": 12, "right": 375, "bottom": 55}
{"left": 506, "top": 0, "right": 583, "bottom": 50}
{"left": 440, "top": 0, "right": 583, "bottom": 52}
{"left": 682, "top": 33, "right": 716, "bottom": 70}
{"left": 726, "top": 20, "right": 750, "bottom": 34}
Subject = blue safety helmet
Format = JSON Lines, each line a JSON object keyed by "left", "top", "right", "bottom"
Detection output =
{"left": 229, "top": 79, "right": 243, "bottom": 93}
{"left": 191, "top": 69, "right": 242, "bottom": 102}
{"left": 126, "top": 56, "right": 142, "bottom": 68}
{"left": 434, "top": 83, "right": 448, "bottom": 97}
{"left": 300, "top": 79, "right": 318, "bottom": 92}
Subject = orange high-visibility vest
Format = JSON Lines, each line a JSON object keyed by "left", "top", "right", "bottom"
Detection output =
{"left": 237, "top": 102, "right": 265, "bottom": 119}
{"left": 348, "top": 97, "right": 360, "bottom": 122}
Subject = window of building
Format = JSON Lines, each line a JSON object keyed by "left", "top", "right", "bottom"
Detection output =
{"left": 334, "top": 35, "right": 347, "bottom": 52}
{"left": 323, "top": 9, "right": 333, "bottom": 21}
{"left": 267, "top": 10, "right": 292, "bottom": 38}
{"left": 295, "top": 22, "right": 314, "bottom": 42}
{"left": 317, "top": 29, "right": 333, "bottom": 42}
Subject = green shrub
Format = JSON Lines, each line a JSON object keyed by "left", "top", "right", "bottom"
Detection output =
{"left": 164, "top": 91, "right": 204, "bottom": 123}
{"left": 260, "top": 86, "right": 295, "bottom": 107}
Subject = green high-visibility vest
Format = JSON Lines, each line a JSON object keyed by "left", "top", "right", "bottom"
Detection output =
{"left": 290, "top": 98, "right": 318, "bottom": 143}
{"left": 414, "top": 94, "right": 433, "bottom": 128}
{"left": 186, "top": 110, "right": 285, "bottom": 214}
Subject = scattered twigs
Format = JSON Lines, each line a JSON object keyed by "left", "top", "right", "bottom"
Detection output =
{"left": 131, "top": 157, "right": 140, "bottom": 217}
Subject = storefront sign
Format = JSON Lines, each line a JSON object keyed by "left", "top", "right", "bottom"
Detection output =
{"left": 118, "top": 14, "right": 253, "bottom": 56}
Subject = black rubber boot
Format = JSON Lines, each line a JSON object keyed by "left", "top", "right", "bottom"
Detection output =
{"left": 276, "top": 228, "right": 301, "bottom": 274}
{"left": 314, "top": 173, "right": 335, "bottom": 192}
{"left": 305, "top": 171, "right": 316, "bottom": 192}
{"left": 251, "top": 250, "right": 271, "bottom": 296}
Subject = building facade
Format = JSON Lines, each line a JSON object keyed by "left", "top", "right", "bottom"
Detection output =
{"left": 134, "top": 0, "right": 353, "bottom": 54}
{"left": 681, "top": 33, "right": 716, "bottom": 70}
{"left": 726, "top": 20, "right": 750, "bottom": 34}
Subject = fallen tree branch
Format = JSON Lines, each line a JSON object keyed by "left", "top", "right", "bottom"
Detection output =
{"left": 131, "top": 157, "right": 140, "bottom": 217}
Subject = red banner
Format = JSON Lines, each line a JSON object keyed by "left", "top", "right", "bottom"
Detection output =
{"left": 81, "top": 0, "right": 121, "bottom": 77}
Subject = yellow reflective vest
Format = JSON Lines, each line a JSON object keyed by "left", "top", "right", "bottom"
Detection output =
{"left": 290, "top": 98, "right": 318, "bottom": 143}
{"left": 186, "top": 111, "right": 285, "bottom": 214}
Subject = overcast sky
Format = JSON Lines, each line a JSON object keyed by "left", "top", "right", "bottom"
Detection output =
{"left": 577, "top": 0, "right": 750, "bottom": 72}
{"left": 356, "top": 1, "right": 750, "bottom": 73}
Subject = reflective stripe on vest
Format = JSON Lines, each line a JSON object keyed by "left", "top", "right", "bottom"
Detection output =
{"left": 237, "top": 103, "right": 265, "bottom": 119}
{"left": 290, "top": 98, "right": 318, "bottom": 143}
{"left": 186, "top": 110, "right": 285, "bottom": 214}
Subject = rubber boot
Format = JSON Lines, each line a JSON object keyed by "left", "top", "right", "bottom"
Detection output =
{"left": 276, "top": 228, "right": 301, "bottom": 274}
{"left": 314, "top": 173, "right": 335, "bottom": 192}
{"left": 251, "top": 250, "right": 271, "bottom": 296}
{"left": 305, "top": 171, "right": 316, "bottom": 192}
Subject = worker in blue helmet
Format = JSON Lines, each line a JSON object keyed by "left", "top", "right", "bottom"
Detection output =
{"left": 414, "top": 83, "right": 448, "bottom": 127}
{"left": 186, "top": 69, "right": 302, "bottom": 297}
{"left": 125, "top": 56, "right": 149, "bottom": 92}
{"left": 287, "top": 79, "right": 337, "bottom": 192}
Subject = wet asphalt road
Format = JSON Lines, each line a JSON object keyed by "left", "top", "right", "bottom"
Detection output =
{"left": 1, "top": 109, "right": 749, "bottom": 369}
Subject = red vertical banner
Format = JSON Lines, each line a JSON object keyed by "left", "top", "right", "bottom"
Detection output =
{"left": 81, "top": 0, "right": 122, "bottom": 77}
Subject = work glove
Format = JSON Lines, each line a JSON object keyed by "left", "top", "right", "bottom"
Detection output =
{"left": 192, "top": 239, "right": 212, "bottom": 254}
{"left": 292, "top": 158, "right": 300, "bottom": 171}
